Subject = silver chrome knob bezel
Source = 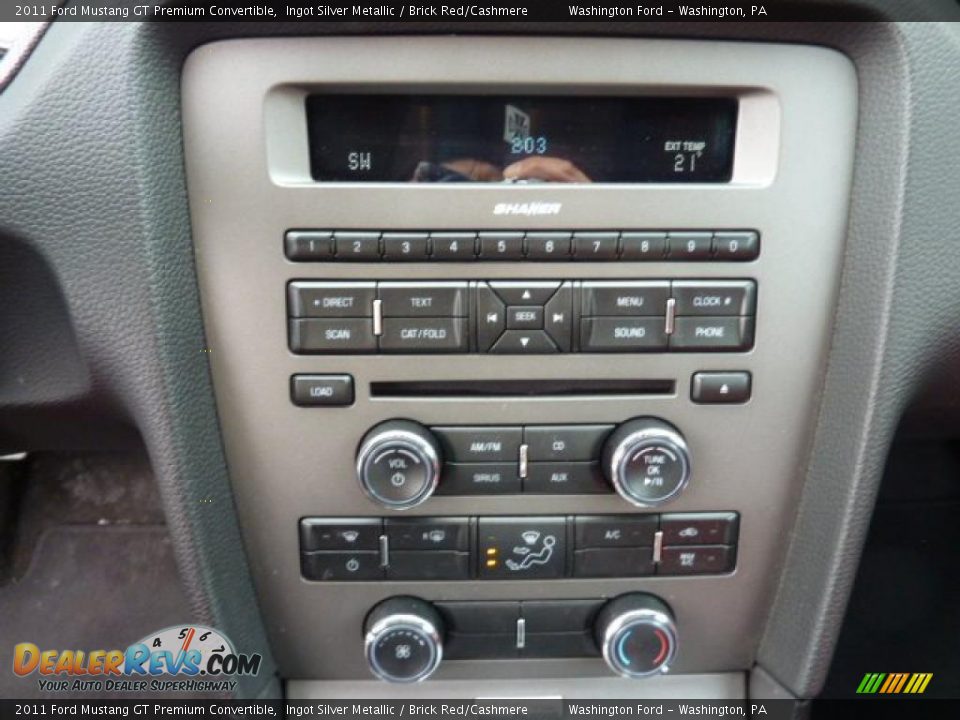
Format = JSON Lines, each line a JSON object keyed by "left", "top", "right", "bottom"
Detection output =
{"left": 364, "top": 613, "right": 443, "bottom": 684}
{"left": 356, "top": 428, "right": 440, "bottom": 510}
{"left": 607, "top": 425, "right": 691, "bottom": 508}
{"left": 601, "top": 607, "right": 678, "bottom": 679}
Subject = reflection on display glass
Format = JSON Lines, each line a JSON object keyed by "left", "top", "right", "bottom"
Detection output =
{"left": 306, "top": 95, "right": 738, "bottom": 184}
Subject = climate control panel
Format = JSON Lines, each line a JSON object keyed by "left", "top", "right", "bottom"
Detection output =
{"left": 300, "top": 513, "right": 739, "bottom": 582}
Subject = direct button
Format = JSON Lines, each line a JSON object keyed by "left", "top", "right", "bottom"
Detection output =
{"left": 525, "top": 425, "right": 614, "bottom": 462}
{"left": 379, "top": 318, "right": 467, "bottom": 353}
{"left": 290, "top": 374, "right": 354, "bottom": 407}
{"left": 581, "top": 282, "right": 670, "bottom": 317}
{"left": 287, "top": 281, "right": 375, "bottom": 318}
{"left": 433, "top": 426, "right": 521, "bottom": 463}
{"left": 378, "top": 282, "right": 468, "bottom": 317}
{"left": 672, "top": 281, "right": 756, "bottom": 316}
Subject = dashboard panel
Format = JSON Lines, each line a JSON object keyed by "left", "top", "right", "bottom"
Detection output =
{"left": 182, "top": 37, "right": 857, "bottom": 689}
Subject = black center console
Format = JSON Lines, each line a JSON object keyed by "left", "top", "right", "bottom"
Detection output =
{"left": 182, "top": 37, "right": 857, "bottom": 695}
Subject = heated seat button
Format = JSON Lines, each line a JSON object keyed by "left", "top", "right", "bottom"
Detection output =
{"left": 478, "top": 517, "right": 567, "bottom": 580}
{"left": 333, "top": 231, "right": 381, "bottom": 261}
{"left": 573, "top": 232, "right": 620, "bottom": 260}
{"left": 378, "top": 282, "right": 468, "bottom": 317}
{"left": 573, "top": 548, "right": 655, "bottom": 578}
{"left": 660, "top": 513, "right": 739, "bottom": 546}
{"left": 384, "top": 517, "right": 470, "bottom": 551}
{"left": 672, "top": 280, "right": 757, "bottom": 316}
{"left": 671, "top": 317, "right": 755, "bottom": 351}
{"left": 580, "top": 318, "right": 668, "bottom": 352}
{"left": 658, "top": 545, "right": 735, "bottom": 575}
{"left": 479, "top": 232, "right": 525, "bottom": 260}
{"left": 301, "top": 551, "right": 383, "bottom": 581}
{"left": 574, "top": 515, "right": 658, "bottom": 549}
{"left": 386, "top": 551, "right": 470, "bottom": 580}
{"left": 691, "top": 372, "right": 752, "bottom": 404}
{"left": 714, "top": 231, "right": 760, "bottom": 261}
{"left": 299, "top": 518, "right": 382, "bottom": 551}
{"left": 285, "top": 230, "right": 334, "bottom": 261}
{"left": 620, "top": 232, "right": 667, "bottom": 261}
{"left": 288, "top": 319, "right": 376, "bottom": 353}
{"left": 433, "top": 426, "right": 521, "bottom": 463}
{"left": 430, "top": 232, "right": 477, "bottom": 260}
{"left": 379, "top": 318, "right": 467, "bottom": 353}
{"left": 523, "top": 463, "right": 608, "bottom": 494}
{"left": 290, "top": 374, "right": 354, "bottom": 407}
{"left": 525, "top": 232, "right": 571, "bottom": 260}
{"left": 288, "top": 281, "right": 375, "bottom": 318}
{"left": 667, "top": 232, "right": 713, "bottom": 260}
{"left": 581, "top": 282, "right": 670, "bottom": 317}
{"left": 524, "top": 425, "right": 614, "bottom": 462}
{"left": 382, "top": 232, "right": 429, "bottom": 261}
{"left": 437, "top": 464, "right": 521, "bottom": 495}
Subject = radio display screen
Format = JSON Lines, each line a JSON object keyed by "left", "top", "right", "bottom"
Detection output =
{"left": 305, "top": 94, "right": 738, "bottom": 184}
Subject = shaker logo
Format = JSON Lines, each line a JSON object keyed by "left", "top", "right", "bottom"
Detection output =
{"left": 493, "top": 202, "right": 562, "bottom": 216}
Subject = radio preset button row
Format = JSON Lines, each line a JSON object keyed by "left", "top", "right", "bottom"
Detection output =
{"left": 299, "top": 513, "right": 739, "bottom": 582}
{"left": 285, "top": 229, "right": 760, "bottom": 262}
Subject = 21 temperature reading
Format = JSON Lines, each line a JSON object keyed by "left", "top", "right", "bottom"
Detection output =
{"left": 666, "top": 140, "right": 707, "bottom": 174}
{"left": 510, "top": 136, "right": 548, "bottom": 155}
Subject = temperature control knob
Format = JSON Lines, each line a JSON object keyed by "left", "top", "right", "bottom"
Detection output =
{"left": 364, "top": 596, "right": 444, "bottom": 683}
{"left": 356, "top": 420, "right": 442, "bottom": 510}
{"left": 595, "top": 594, "right": 678, "bottom": 678}
{"left": 601, "top": 418, "right": 691, "bottom": 507}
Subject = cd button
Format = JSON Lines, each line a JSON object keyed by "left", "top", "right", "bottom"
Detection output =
{"left": 524, "top": 425, "right": 614, "bottom": 462}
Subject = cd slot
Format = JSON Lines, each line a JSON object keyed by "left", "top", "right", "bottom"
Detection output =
{"left": 370, "top": 379, "right": 674, "bottom": 399}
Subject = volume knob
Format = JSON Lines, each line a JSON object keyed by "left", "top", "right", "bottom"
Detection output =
{"left": 602, "top": 417, "right": 691, "bottom": 507}
{"left": 356, "top": 420, "right": 442, "bottom": 510}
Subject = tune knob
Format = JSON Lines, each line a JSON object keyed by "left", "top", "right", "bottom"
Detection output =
{"left": 364, "top": 596, "right": 444, "bottom": 683}
{"left": 595, "top": 594, "right": 678, "bottom": 678}
{"left": 601, "top": 417, "right": 691, "bottom": 507}
{"left": 356, "top": 420, "right": 442, "bottom": 510}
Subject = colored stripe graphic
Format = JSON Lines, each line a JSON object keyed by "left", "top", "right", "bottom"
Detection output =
{"left": 857, "top": 672, "right": 932, "bottom": 694}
